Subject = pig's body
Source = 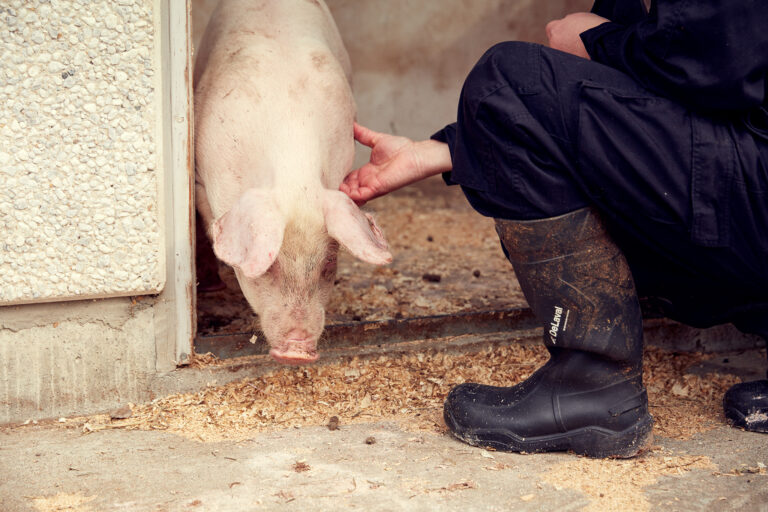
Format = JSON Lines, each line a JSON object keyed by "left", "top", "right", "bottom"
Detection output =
{"left": 195, "top": 0, "right": 391, "bottom": 364}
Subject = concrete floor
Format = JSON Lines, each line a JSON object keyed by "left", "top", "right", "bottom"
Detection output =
{"left": 5, "top": 176, "right": 765, "bottom": 512}
{"left": 1, "top": 393, "right": 766, "bottom": 511}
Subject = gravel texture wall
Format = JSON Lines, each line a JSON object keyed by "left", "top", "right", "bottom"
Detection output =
{"left": 0, "top": 0, "right": 164, "bottom": 305}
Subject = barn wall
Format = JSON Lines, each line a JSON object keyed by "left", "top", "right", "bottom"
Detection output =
{"left": 0, "top": 0, "right": 165, "bottom": 306}
{"left": 0, "top": 0, "right": 194, "bottom": 424}
{"left": 0, "top": 299, "right": 157, "bottom": 423}
{"left": 329, "top": 0, "right": 592, "bottom": 153}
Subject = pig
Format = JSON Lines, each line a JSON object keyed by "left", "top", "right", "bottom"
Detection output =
{"left": 194, "top": 0, "right": 392, "bottom": 364}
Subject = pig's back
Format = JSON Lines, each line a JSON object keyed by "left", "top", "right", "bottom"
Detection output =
{"left": 194, "top": 0, "right": 351, "bottom": 83}
{"left": 194, "top": 0, "right": 355, "bottom": 210}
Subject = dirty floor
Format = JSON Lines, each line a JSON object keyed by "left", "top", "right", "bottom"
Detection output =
{"left": 1, "top": 413, "right": 766, "bottom": 512}
{"left": 5, "top": 177, "right": 766, "bottom": 512}
{"left": 2, "top": 343, "right": 767, "bottom": 512}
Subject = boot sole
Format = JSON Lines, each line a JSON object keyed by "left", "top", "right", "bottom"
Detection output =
{"left": 724, "top": 407, "right": 768, "bottom": 433}
{"left": 445, "top": 411, "right": 654, "bottom": 458}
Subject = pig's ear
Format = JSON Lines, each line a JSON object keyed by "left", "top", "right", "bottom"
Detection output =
{"left": 323, "top": 189, "right": 392, "bottom": 265}
{"left": 210, "top": 188, "right": 285, "bottom": 279}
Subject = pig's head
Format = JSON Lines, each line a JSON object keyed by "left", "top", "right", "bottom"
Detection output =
{"left": 209, "top": 188, "right": 391, "bottom": 364}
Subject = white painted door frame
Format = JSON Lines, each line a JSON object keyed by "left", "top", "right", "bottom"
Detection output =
{"left": 157, "top": 0, "right": 196, "bottom": 369}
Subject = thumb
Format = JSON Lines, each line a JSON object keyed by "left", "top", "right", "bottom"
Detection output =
{"left": 354, "top": 122, "right": 381, "bottom": 149}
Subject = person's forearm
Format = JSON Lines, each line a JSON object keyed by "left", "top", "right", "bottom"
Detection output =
{"left": 413, "top": 139, "right": 452, "bottom": 180}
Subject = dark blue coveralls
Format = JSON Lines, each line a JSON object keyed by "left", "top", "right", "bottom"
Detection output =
{"left": 432, "top": 0, "right": 768, "bottom": 340}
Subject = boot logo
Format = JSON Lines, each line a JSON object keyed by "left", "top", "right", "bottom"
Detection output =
{"left": 549, "top": 305, "right": 564, "bottom": 344}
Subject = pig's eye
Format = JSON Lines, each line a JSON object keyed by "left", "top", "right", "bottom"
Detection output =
{"left": 267, "top": 261, "right": 280, "bottom": 278}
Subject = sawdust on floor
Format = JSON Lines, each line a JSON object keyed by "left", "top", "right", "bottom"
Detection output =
{"left": 30, "top": 492, "right": 96, "bottom": 512}
{"left": 75, "top": 344, "right": 739, "bottom": 444}
{"left": 539, "top": 453, "right": 717, "bottom": 512}
{"left": 21, "top": 342, "right": 759, "bottom": 512}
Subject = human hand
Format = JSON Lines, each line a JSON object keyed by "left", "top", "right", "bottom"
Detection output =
{"left": 545, "top": 12, "right": 608, "bottom": 59}
{"left": 340, "top": 123, "right": 451, "bottom": 205}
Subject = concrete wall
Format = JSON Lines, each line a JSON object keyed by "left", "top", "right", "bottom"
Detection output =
{"left": 0, "top": 0, "right": 165, "bottom": 305}
{"left": 0, "top": 0, "right": 194, "bottom": 425}
{"left": 1, "top": 299, "right": 156, "bottom": 421}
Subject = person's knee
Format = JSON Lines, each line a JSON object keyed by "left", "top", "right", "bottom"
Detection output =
{"left": 464, "top": 41, "right": 542, "bottom": 100}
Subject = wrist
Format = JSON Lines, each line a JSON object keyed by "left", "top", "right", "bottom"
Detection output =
{"left": 414, "top": 139, "right": 452, "bottom": 179}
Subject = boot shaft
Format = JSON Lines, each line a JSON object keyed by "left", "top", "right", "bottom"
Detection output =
{"left": 495, "top": 208, "right": 643, "bottom": 366}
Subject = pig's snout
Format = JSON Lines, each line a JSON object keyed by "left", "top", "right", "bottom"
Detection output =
{"left": 269, "top": 330, "right": 319, "bottom": 365}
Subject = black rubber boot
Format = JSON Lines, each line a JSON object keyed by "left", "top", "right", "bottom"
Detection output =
{"left": 723, "top": 344, "right": 768, "bottom": 433}
{"left": 444, "top": 208, "right": 653, "bottom": 458}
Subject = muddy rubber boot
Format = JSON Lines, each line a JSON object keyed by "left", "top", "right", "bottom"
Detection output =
{"left": 723, "top": 345, "right": 768, "bottom": 433}
{"left": 444, "top": 208, "right": 653, "bottom": 458}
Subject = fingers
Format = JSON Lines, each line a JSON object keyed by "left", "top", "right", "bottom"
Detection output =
{"left": 339, "top": 171, "right": 357, "bottom": 192}
{"left": 545, "top": 12, "right": 603, "bottom": 59}
{"left": 339, "top": 180, "right": 369, "bottom": 207}
{"left": 353, "top": 122, "right": 380, "bottom": 148}
{"left": 340, "top": 170, "right": 364, "bottom": 200}
{"left": 545, "top": 19, "right": 557, "bottom": 45}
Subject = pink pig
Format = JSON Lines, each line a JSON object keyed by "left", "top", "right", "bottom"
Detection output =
{"left": 194, "top": 0, "right": 391, "bottom": 364}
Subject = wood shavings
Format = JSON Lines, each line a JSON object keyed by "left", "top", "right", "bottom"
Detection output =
{"left": 424, "top": 481, "right": 477, "bottom": 494}
{"left": 715, "top": 463, "right": 767, "bottom": 476}
{"left": 188, "top": 352, "right": 223, "bottom": 368}
{"left": 29, "top": 492, "right": 96, "bottom": 512}
{"left": 109, "top": 405, "right": 133, "bottom": 420}
{"left": 643, "top": 348, "right": 741, "bottom": 439}
{"left": 444, "top": 481, "right": 476, "bottom": 492}
{"left": 274, "top": 490, "right": 295, "bottom": 503}
{"left": 540, "top": 453, "right": 716, "bottom": 512}
{"left": 485, "top": 462, "right": 514, "bottom": 471}
{"left": 72, "top": 343, "right": 741, "bottom": 446}
{"left": 76, "top": 344, "right": 547, "bottom": 441}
